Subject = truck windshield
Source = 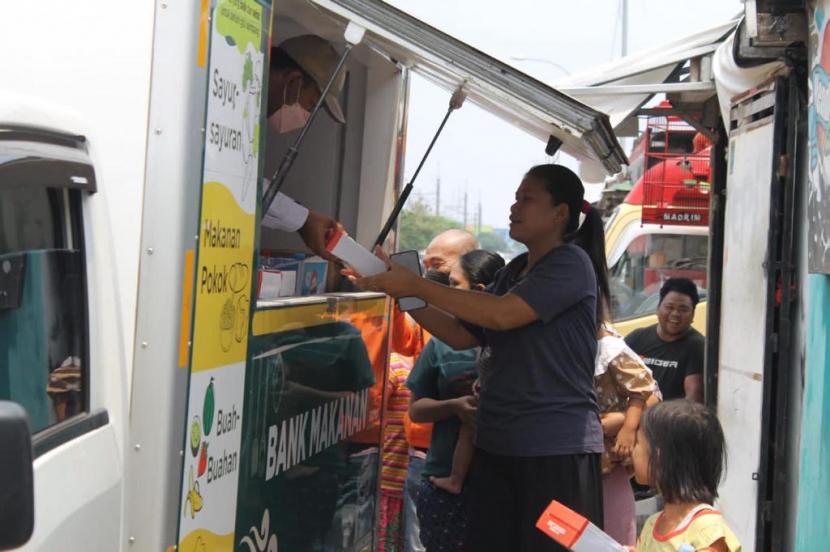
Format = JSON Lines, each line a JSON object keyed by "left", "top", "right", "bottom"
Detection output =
{"left": 609, "top": 233, "right": 708, "bottom": 320}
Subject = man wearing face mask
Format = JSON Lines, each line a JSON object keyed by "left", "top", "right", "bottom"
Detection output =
{"left": 262, "top": 34, "right": 347, "bottom": 258}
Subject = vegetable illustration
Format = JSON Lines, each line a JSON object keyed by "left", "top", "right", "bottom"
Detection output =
{"left": 203, "top": 378, "right": 215, "bottom": 435}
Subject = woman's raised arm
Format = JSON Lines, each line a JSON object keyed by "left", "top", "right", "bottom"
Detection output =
{"left": 407, "top": 305, "right": 480, "bottom": 350}
{"left": 353, "top": 253, "right": 539, "bottom": 332}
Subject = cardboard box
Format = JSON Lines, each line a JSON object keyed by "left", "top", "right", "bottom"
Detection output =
{"left": 325, "top": 229, "right": 386, "bottom": 277}
{"left": 536, "top": 500, "right": 626, "bottom": 551}
{"left": 300, "top": 256, "right": 329, "bottom": 295}
{"left": 258, "top": 269, "right": 282, "bottom": 300}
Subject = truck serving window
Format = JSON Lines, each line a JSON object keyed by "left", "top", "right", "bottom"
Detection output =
{"left": 610, "top": 233, "right": 708, "bottom": 320}
{"left": 0, "top": 128, "right": 93, "bottom": 433}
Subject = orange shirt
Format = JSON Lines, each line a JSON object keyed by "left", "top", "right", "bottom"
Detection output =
{"left": 391, "top": 305, "right": 430, "bottom": 357}
{"left": 346, "top": 309, "right": 389, "bottom": 444}
{"left": 391, "top": 306, "right": 433, "bottom": 449}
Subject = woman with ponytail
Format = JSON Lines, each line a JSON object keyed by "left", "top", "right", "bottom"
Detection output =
{"left": 348, "top": 164, "right": 609, "bottom": 551}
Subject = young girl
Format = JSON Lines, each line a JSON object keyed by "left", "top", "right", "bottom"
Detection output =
{"left": 405, "top": 249, "right": 504, "bottom": 552}
{"left": 427, "top": 250, "right": 505, "bottom": 496}
{"left": 594, "top": 323, "right": 658, "bottom": 546}
{"left": 631, "top": 400, "right": 742, "bottom": 551}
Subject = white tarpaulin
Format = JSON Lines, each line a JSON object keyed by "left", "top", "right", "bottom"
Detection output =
{"left": 555, "top": 19, "right": 741, "bottom": 131}
{"left": 712, "top": 32, "right": 786, "bottom": 128}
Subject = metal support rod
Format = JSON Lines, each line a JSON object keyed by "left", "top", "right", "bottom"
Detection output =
{"left": 262, "top": 44, "right": 354, "bottom": 215}
{"left": 637, "top": 107, "right": 718, "bottom": 143}
{"left": 374, "top": 87, "right": 465, "bottom": 248}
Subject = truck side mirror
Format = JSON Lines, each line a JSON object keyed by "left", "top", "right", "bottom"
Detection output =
{"left": 0, "top": 401, "right": 34, "bottom": 550}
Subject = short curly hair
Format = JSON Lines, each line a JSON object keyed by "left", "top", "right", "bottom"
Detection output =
{"left": 658, "top": 277, "right": 700, "bottom": 307}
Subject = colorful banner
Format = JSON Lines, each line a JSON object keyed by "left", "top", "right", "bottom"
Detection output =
{"left": 234, "top": 300, "right": 389, "bottom": 552}
{"left": 178, "top": 0, "right": 271, "bottom": 549}
{"left": 809, "top": 3, "right": 830, "bottom": 273}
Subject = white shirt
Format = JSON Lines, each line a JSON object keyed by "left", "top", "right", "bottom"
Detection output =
{"left": 262, "top": 191, "right": 309, "bottom": 232}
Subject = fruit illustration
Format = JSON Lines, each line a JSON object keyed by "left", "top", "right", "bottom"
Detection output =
{"left": 234, "top": 294, "right": 249, "bottom": 344}
{"left": 203, "top": 378, "right": 215, "bottom": 435}
{"left": 220, "top": 298, "right": 235, "bottom": 352}
{"left": 198, "top": 442, "right": 208, "bottom": 477}
{"left": 227, "top": 262, "right": 248, "bottom": 293}
{"left": 189, "top": 416, "right": 201, "bottom": 457}
{"left": 183, "top": 466, "right": 203, "bottom": 519}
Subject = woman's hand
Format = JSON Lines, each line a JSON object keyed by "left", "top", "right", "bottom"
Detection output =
{"left": 453, "top": 395, "right": 478, "bottom": 426}
{"left": 613, "top": 425, "right": 637, "bottom": 457}
{"left": 342, "top": 247, "right": 422, "bottom": 299}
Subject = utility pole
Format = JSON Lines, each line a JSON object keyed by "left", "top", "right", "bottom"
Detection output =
{"left": 476, "top": 197, "right": 482, "bottom": 236}
{"left": 463, "top": 191, "right": 468, "bottom": 229}
{"left": 435, "top": 176, "right": 441, "bottom": 216}
{"left": 621, "top": 0, "right": 628, "bottom": 57}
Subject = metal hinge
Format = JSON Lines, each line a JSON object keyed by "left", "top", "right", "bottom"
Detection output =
{"left": 778, "top": 154, "right": 788, "bottom": 178}
{"left": 762, "top": 500, "right": 774, "bottom": 521}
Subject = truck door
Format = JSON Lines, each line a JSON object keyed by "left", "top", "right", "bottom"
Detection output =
{"left": 0, "top": 128, "right": 122, "bottom": 550}
{"left": 716, "top": 74, "right": 799, "bottom": 551}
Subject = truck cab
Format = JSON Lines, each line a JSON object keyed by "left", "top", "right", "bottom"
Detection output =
{"left": 605, "top": 106, "right": 711, "bottom": 336}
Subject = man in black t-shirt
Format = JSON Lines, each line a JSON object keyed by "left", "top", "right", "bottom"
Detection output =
{"left": 625, "top": 278, "right": 704, "bottom": 402}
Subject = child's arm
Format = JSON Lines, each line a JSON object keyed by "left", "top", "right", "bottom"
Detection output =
{"left": 609, "top": 347, "right": 658, "bottom": 457}
{"left": 409, "top": 396, "right": 477, "bottom": 425}
{"left": 429, "top": 424, "right": 474, "bottom": 495}
{"left": 600, "top": 412, "right": 626, "bottom": 438}
{"left": 614, "top": 397, "right": 644, "bottom": 456}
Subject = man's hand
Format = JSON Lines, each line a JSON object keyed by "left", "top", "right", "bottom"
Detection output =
{"left": 297, "top": 209, "right": 342, "bottom": 261}
{"left": 453, "top": 395, "right": 478, "bottom": 426}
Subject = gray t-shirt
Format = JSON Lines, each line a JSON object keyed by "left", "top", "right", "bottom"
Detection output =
{"left": 469, "top": 244, "right": 603, "bottom": 456}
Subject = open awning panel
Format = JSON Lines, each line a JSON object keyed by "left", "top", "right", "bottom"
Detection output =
{"left": 306, "top": 0, "right": 628, "bottom": 175}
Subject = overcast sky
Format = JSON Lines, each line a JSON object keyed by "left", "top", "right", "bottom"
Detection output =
{"left": 384, "top": 0, "right": 743, "bottom": 228}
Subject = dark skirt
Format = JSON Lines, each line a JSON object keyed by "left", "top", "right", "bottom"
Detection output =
{"left": 463, "top": 448, "right": 603, "bottom": 552}
{"left": 416, "top": 478, "right": 468, "bottom": 552}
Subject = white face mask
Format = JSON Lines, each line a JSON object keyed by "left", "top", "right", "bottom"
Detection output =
{"left": 269, "top": 81, "right": 310, "bottom": 134}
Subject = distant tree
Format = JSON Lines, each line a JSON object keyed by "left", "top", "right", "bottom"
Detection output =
{"left": 398, "top": 197, "right": 462, "bottom": 251}
{"left": 477, "top": 231, "right": 508, "bottom": 253}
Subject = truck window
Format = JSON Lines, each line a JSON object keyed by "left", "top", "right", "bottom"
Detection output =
{"left": 609, "top": 233, "right": 708, "bottom": 320}
{"left": 0, "top": 177, "right": 87, "bottom": 433}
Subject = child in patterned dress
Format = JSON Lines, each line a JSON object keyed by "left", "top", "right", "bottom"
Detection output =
{"left": 595, "top": 324, "right": 658, "bottom": 546}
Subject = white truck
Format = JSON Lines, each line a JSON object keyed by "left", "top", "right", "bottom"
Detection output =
{"left": 0, "top": 1, "right": 624, "bottom": 550}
